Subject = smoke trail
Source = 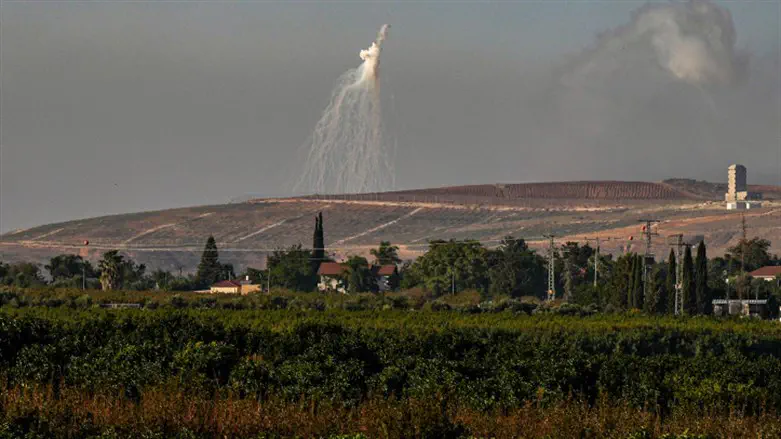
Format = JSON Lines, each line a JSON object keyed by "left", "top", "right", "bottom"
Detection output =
{"left": 296, "top": 25, "right": 392, "bottom": 195}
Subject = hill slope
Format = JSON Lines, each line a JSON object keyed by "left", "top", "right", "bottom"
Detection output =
{"left": 2, "top": 180, "right": 780, "bottom": 272}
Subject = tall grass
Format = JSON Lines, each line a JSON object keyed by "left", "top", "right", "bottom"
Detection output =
{"left": 3, "top": 383, "right": 781, "bottom": 438}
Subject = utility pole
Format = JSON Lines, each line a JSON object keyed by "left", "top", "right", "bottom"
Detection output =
{"left": 82, "top": 240, "right": 89, "bottom": 290}
{"left": 594, "top": 237, "right": 599, "bottom": 288}
{"left": 266, "top": 254, "right": 271, "bottom": 293}
{"left": 639, "top": 219, "right": 659, "bottom": 303}
{"left": 582, "top": 236, "right": 612, "bottom": 288}
{"left": 544, "top": 234, "right": 556, "bottom": 301}
{"left": 740, "top": 214, "right": 747, "bottom": 273}
{"left": 739, "top": 214, "right": 747, "bottom": 299}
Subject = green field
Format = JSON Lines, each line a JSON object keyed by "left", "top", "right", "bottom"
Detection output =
{"left": 2, "top": 289, "right": 781, "bottom": 438}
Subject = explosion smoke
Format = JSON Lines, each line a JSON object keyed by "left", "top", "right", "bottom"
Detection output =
{"left": 296, "top": 25, "right": 392, "bottom": 194}
{"left": 566, "top": 0, "right": 748, "bottom": 86}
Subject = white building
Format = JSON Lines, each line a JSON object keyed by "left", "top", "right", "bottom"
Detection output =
{"left": 724, "top": 164, "right": 762, "bottom": 210}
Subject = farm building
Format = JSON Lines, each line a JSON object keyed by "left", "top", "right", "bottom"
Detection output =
{"left": 749, "top": 266, "right": 781, "bottom": 282}
{"left": 210, "top": 277, "right": 261, "bottom": 295}
{"left": 317, "top": 262, "right": 349, "bottom": 294}
{"left": 712, "top": 299, "right": 768, "bottom": 318}
{"left": 317, "top": 262, "right": 398, "bottom": 294}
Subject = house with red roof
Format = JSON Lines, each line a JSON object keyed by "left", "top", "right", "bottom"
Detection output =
{"left": 317, "top": 262, "right": 350, "bottom": 294}
{"left": 316, "top": 262, "right": 398, "bottom": 293}
{"left": 210, "top": 276, "right": 261, "bottom": 295}
{"left": 372, "top": 264, "right": 399, "bottom": 292}
{"left": 749, "top": 266, "right": 781, "bottom": 282}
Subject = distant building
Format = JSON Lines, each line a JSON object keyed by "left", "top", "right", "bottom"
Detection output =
{"left": 372, "top": 264, "right": 399, "bottom": 292}
{"left": 317, "top": 261, "right": 398, "bottom": 294}
{"left": 317, "top": 262, "right": 349, "bottom": 294}
{"left": 725, "top": 164, "right": 762, "bottom": 210}
{"left": 210, "top": 276, "right": 261, "bottom": 295}
{"left": 748, "top": 266, "right": 781, "bottom": 282}
{"left": 712, "top": 299, "right": 768, "bottom": 318}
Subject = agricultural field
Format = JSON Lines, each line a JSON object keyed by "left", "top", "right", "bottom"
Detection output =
{"left": 2, "top": 288, "right": 781, "bottom": 438}
{"left": 2, "top": 181, "right": 780, "bottom": 273}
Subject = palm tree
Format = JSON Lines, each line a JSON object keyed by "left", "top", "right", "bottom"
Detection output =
{"left": 370, "top": 241, "right": 401, "bottom": 265}
{"left": 98, "top": 250, "right": 125, "bottom": 291}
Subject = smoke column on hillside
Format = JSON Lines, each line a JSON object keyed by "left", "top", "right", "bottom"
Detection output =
{"left": 296, "top": 25, "right": 392, "bottom": 194}
{"left": 516, "top": 0, "right": 765, "bottom": 178}
{"left": 556, "top": 0, "right": 750, "bottom": 124}
{"left": 567, "top": 0, "right": 748, "bottom": 86}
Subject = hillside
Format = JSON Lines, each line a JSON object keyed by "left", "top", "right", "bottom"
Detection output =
{"left": 2, "top": 180, "right": 780, "bottom": 272}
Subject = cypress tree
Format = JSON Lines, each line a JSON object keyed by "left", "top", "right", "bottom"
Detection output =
{"left": 196, "top": 236, "right": 221, "bottom": 288}
{"left": 695, "top": 241, "right": 710, "bottom": 315}
{"left": 652, "top": 264, "right": 667, "bottom": 314}
{"left": 611, "top": 254, "right": 633, "bottom": 309}
{"left": 682, "top": 246, "right": 696, "bottom": 315}
{"left": 666, "top": 249, "right": 676, "bottom": 314}
{"left": 632, "top": 254, "right": 644, "bottom": 310}
{"left": 627, "top": 255, "right": 636, "bottom": 308}
{"left": 646, "top": 265, "right": 663, "bottom": 314}
{"left": 563, "top": 258, "right": 574, "bottom": 302}
{"left": 311, "top": 212, "right": 325, "bottom": 275}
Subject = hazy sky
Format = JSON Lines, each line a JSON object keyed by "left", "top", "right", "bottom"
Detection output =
{"left": 1, "top": 1, "right": 780, "bottom": 233}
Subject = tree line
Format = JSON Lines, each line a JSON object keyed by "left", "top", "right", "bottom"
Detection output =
{"left": 2, "top": 212, "right": 779, "bottom": 315}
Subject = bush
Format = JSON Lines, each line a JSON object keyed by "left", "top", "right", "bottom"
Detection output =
{"left": 74, "top": 294, "right": 93, "bottom": 308}
{"left": 167, "top": 294, "right": 188, "bottom": 309}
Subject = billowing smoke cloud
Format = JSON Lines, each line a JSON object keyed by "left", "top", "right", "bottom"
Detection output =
{"left": 571, "top": 0, "right": 749, "bottom": 86}
{"left": 510, "top": 0, "right": 775, "bottom": 182}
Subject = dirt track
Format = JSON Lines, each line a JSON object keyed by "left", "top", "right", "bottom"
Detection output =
{"left": 2, "top": 195, "right": 779, "bottom": 271}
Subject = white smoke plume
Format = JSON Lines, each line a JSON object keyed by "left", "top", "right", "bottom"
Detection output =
{"left": 567, "top": 0, "right": 748, "bottom": 86}
{"left": 296, "top": 25, "right": 393, "bottom": 194}
{"left": 512, "top": 0, "right": 765, "bottom": 179}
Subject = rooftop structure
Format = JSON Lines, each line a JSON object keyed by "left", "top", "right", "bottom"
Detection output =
{"left": 210, "top": 276, "right": 261, "bottom": 295}
{"left": 749, "top": 266, "right": 781, "bottom": 281}
{"left": 712, "top": 299, "right": 769, "bottom": 318}
{"left": 317, "top": 262, "right": 398, "bottom": 294}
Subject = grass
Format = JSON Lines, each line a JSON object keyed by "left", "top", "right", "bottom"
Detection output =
{"left": 3, "top": 383, "right": 781, "bottom": 438}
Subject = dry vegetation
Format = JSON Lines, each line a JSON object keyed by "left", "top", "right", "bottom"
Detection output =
{"left": 4, "top": 384, "right": 781, "bottom": 438}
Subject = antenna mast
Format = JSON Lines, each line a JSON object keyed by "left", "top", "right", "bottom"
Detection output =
{"left": 544, "top": 234, "right": 556, "bottom": 301}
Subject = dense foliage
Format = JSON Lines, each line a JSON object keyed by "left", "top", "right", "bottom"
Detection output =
{"left": 2, "top": 225, "right": 779, "bottom": 315}
{"left": 2, "top": 304, "right": 781, "bottom": 437}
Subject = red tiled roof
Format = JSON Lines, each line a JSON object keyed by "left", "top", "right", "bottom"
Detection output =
{"left": 318, "top": 262, "right": 397, "bottom": 276}
{"left": 212, "top": 280, "right": 241, "bottom": 288}
{"left": 373, "top": 265, "right": 397, "bottom": 276}
{"left": 749, "top": 266, "right": 781, "bottom": 278}
{"left": 317, "top": 262, "right": 348, "bottom": 276}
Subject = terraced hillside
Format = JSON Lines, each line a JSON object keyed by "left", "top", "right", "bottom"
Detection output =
{"left": 304, "top": 180, "right": 781, "bottom": 206}
{"left": 386, "top": 181, "right": 695, "bottom": 200}
{"left": 2, "top": 181, "right": 780, "bottom": 272}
